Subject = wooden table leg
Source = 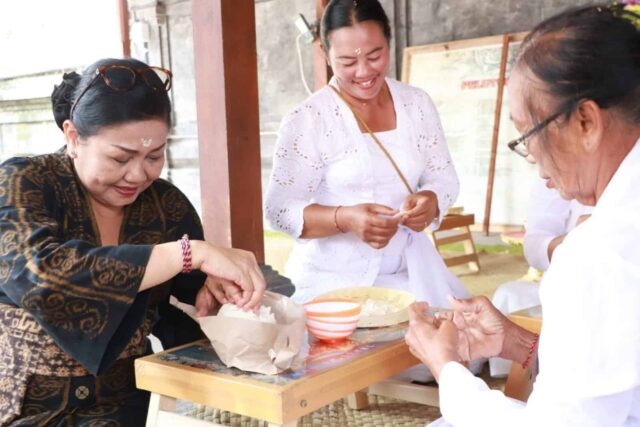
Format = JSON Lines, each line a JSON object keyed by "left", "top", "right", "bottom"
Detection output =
{"left": 346, "top": 389, "right": 369, "bottom": 409}
{"left": 147, "top": 394, "right": 297, "bottom": 427}
{"left": 369, "top": 379, "right": 439, "bottom": 407}
{"left": 147, "top": 393, "right": 176, "bottom": 427}
{"left": 147, "top": 394, "right": 228, "bottom": 427}
{"left": 504, "top": 363, "right": 535, "bottom": 402}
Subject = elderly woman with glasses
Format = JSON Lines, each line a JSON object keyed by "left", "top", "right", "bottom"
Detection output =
{"left": 0, "top": 58, "right": 266, "bottom": 425}
{"left": 406, "top": 4, "right": 640, "bottom": 426}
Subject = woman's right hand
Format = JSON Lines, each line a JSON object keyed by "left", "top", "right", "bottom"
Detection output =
{"left": 191, "top": 242, "right": 266, "bottom": 310}
{"left": 444, "top": 295, "right": 511, "bottom": 361}
{"left": 405, "top": 302, "right": 460, "bottom": 381}
{"left": 339, "top": 203, "right": 401, "bottom": 249}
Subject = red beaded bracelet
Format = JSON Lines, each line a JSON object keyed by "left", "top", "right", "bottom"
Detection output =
{"left": 521, "top": 333, "right": 539, "bottom": 370}
{"left": 178, "top": 234, "right": 192, "bottom": 274}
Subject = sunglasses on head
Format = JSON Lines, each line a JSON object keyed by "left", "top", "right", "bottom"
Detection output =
{"left": 69, "top": 65, "right": 173, "bottom": 121}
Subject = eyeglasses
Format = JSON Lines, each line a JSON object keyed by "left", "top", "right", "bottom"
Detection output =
{"left": 507, "top": 100, "right": 579, "bottom": 158}
{"left": 507, "top": 111, "right": 564, "bottom": 158}
{"left": 69, "top": 65, "right": 173, "bottom": 120}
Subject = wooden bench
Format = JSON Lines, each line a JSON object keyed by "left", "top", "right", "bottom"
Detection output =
{"left": 430, "top": 213, "right": 480, "bottom": 272}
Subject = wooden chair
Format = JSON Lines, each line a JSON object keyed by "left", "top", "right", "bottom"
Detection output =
{"left": 429, "top": 210, "right": 480, "bottom": 272}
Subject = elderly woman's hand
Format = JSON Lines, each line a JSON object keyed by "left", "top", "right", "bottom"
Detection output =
{"left": 191, "top": 242, "right": 267, "bottom": 310}
{"left": 401, "top": 191, "right": 439, "bottom": 232}
{"left": 405, "top": 302, "right": 460, "bottom": 381}
{"left": 444, "top": 295, "right": 510, "bottom": 361}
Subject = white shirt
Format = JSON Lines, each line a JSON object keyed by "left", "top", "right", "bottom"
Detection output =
{"left": 436, "top": 139, "right": 640, "bottom": 426}
{"left": 524, "top": 178, "right": 593, "bottom": 271}
{"left": 364, "top": 129, "right": 409, "bottom": 278}
{"left": 265, "top": 78, "right": 469, "bottom": 305}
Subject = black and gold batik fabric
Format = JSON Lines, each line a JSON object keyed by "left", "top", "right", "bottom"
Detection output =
{"left": 0, "top": 304, "right": 153, "bottom": 426}
{"left": 0, "top": 149, "right": 206, "bottom": 426}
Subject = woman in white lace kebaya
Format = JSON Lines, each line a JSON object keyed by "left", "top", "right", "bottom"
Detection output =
{"left": 265, "top": 0, "right": 470, "bottom": 307}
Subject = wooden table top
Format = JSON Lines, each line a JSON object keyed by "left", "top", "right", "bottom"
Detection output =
{"left": 508, "top": 305, "right": 542, "bottom": 333}
{"left": 135, "top": 323, "right": 419, "bottom": 425}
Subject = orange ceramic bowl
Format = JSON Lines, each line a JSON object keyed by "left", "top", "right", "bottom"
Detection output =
{"left": 303, "top": 298, "right": 361, "bottom": 341}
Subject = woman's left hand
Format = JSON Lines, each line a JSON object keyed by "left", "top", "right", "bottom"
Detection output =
{"left": 195, "top": 276, "right": 250, "bottom": 316}
{"left": 405, "top": 302, "right": 460, "bottom": 381}
{"left": 195, "top": 278, "right": 220, "bottom": 317}
{"left": 401, "top": 191, "right": 439, "bottom": 232}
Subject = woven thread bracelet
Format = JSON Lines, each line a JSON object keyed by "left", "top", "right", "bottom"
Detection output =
{"left": 178, "top": 233, "right": 193, "bottom": 274}
{"left": 521, "top": 333, "right": 540, "bottom": 370}
{"left": 334, "top": 206, "right": 346, "bottom": 233}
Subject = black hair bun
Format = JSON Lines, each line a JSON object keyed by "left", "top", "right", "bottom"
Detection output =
{"left": 51, "top": 72, "right": 81, "bottom": 131}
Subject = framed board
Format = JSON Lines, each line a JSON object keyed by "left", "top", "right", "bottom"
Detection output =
{"left": 403, "top": 33, "right": 538, "bottom": 226}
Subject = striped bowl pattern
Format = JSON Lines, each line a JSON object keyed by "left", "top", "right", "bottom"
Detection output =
{"left": 303, "top": 298, "right": 361, "bottom": 341}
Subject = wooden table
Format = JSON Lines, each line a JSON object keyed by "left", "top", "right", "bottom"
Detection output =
{"left": 508, "top": 304, "right": 542, "bottom": 332}
{"left": 136, "top": 323, "right": 421, "bottom": 426}
{"left": 504, "top": 305, "right": 543, "bottom": 401}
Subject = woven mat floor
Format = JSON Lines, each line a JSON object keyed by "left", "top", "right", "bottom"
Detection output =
{"left": 182, "top": 366, "right": 506, "bottom": 426}
{"left": 185, "top": 393, "right": 440, "bottom": 426}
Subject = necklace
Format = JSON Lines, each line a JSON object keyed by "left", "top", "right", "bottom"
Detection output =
{"left": 355, "top": 86, "right": 389, "bottom": 110}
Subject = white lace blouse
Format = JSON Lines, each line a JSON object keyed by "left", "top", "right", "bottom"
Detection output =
{"left": 265, "top": 77, "right": 461, "bottom": 302}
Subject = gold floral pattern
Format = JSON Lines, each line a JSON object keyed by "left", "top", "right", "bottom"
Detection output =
{"left": 0, "top": 261, "right": 12, "bottom": 284}
{"left": 20, "top": 190, "right": 47, "bottom": 213}
{"left": 90, "top": 257, "right": 144, "bottom": 293}
{"left": 0, "top": 228, "right": 18, "bottom": 257}
{"left": 38, "top": 246, "right": 88, "bottom": 278}
{"left": 24, "top": 377, "right": 65, "bottom": 401}
{"left": 0, "top": 304, "right": 153, "bottom": 425}
{"left": 161, "top": 187, "right": 189, "bottom": 223}
{"left": 124, "top": 230, "right": 164, "bottom": 245}
{"left": 21, "top": 291, "right": 107, "bottom": 337}
{"left": 126, "top": 192, "right": 161, "bottom": 227}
